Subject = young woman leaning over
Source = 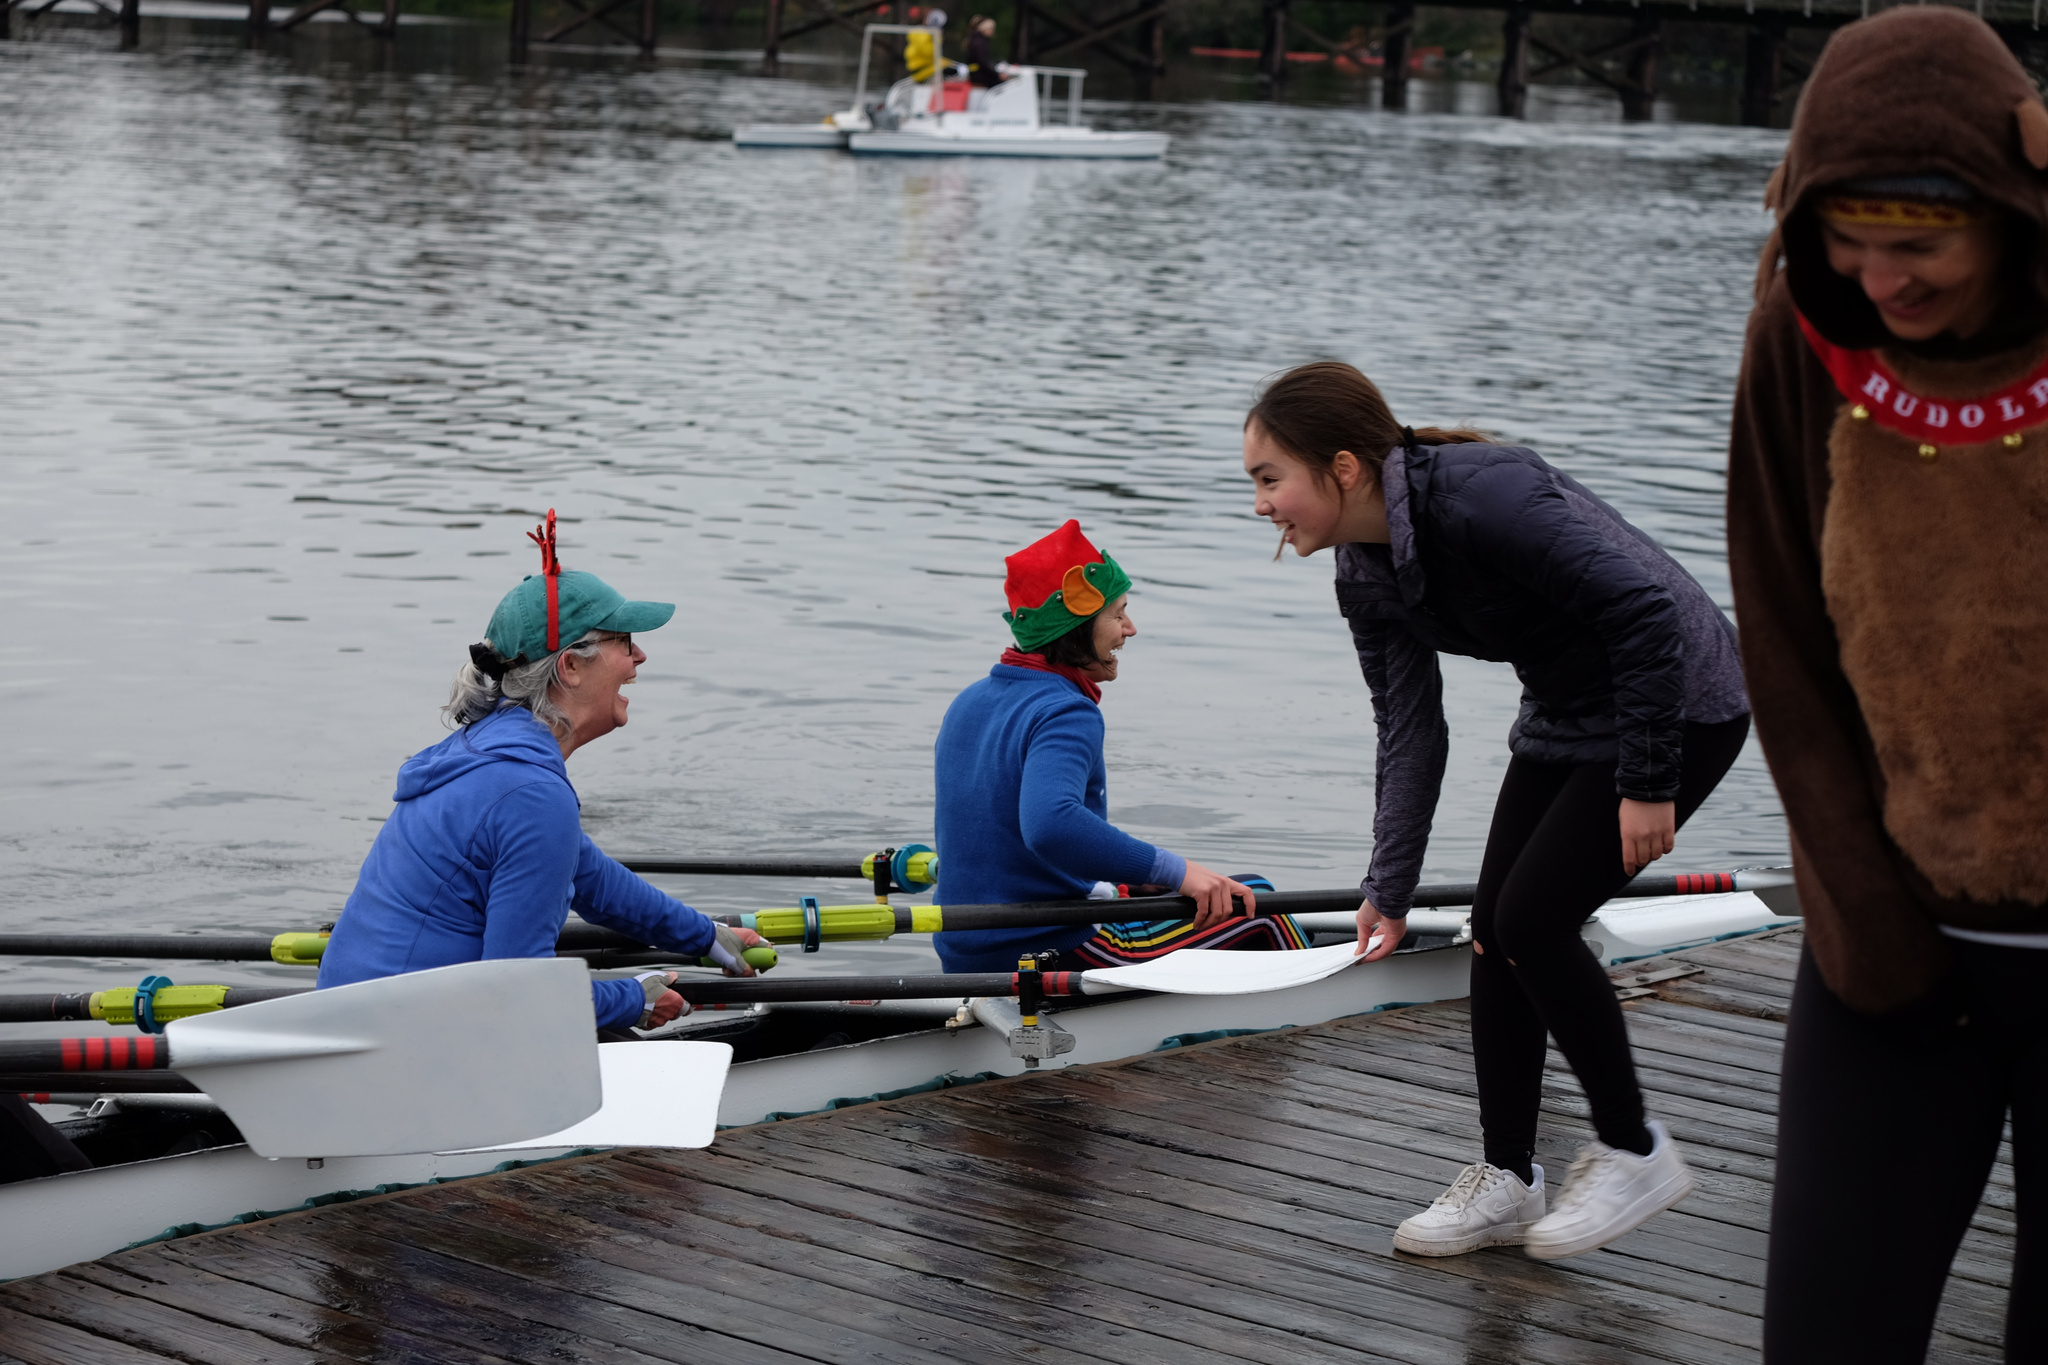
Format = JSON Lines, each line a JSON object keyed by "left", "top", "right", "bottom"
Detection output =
{"left": 1729, "top": 10, "right": 2048, "bottom": 1358}
{"left": 929, "top": 520, "right": 1305, "bottom": 974}
{"left": 1245, "top": 363, "right": 1750, "bottom": 1260}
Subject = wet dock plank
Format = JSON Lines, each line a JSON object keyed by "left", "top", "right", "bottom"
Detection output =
{"left": 0, "top": 928, "right": 2014, "bottom": 1363}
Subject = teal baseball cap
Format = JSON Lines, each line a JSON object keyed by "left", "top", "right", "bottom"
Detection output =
{"left": 482, "top": 570, "right": 674, "bottom": 665}
{"left": 475, "top": 511, "right": 675, "bottom": 667}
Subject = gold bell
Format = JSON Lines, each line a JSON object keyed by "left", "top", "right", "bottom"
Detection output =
{"left": 1850, "top": 404, "right": 1871, "bottom": 420}
{"left": 2004, "top": 432, "right": 2025, "bottom": 450}
{"left": 1917, "top": 444, "right": 1939, "bottom": 461}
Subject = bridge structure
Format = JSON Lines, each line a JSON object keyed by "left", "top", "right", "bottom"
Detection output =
{"left": 5, "top": 0, "right": 2043, "bottom": 127}
{"left": 1251, "top": 0, "right": 2048, "bottom": 124}
{"left": 749, "top": 0, "right": 2048, "bottom": 122}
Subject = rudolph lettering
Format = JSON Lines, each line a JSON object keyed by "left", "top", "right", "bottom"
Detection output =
{"left": 1803, "top": 311, "right": 2048, "bottom": 450}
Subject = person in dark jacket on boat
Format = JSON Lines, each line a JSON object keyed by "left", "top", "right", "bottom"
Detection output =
{"left": 319, "top": 513, "right": 767, "bottom": 1034}
{"left": 1244, "top": 362, "right": 1750, "bottom": 1262}
{"left": 930, "top": 520, "right": 1301, "bottom": 973}
{"left": 962, "top": 15, "right": 1008, "bottom": 88}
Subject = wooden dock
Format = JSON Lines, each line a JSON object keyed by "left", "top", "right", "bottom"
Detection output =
{"left": 0, "top": 928, "right": 2015, "bottom": 1364}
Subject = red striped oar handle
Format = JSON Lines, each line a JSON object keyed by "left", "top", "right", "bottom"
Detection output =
{"left": 0, "top": 1037, "right": 171, "bottom": 1073}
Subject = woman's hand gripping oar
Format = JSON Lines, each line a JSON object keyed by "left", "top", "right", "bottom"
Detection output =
{"left": 1181, "top": 862, "right": 1258, "bottom": 933}
{"left": 637, "top": 923, "right": 772, "bottom": 1026}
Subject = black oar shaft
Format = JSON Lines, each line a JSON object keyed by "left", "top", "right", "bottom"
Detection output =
{"left": 0, "top": 987, "right": 304, "bottom": 1024}
{"left": 619, "top": 858, "right": 864, "bottom": 878}
{"left": 0, "top": 935, "right": 281, "bottom": 962}
{"left": 0, "top": 870, "right": 1779, "bottom": 963}
{"left": 675, "top": 972, "right": 1025, "bottom": 1004}
{"left": 6, "top": 1073, "right": 204, "bottom": 1096}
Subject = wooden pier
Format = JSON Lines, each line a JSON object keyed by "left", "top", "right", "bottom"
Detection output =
{"left": 0, "top": 927, "right": 2015, "bottom": 1364}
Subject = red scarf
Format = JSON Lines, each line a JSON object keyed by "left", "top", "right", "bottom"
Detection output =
{"left": 1000, "top": 647, "right": 1102, "bottom": 704}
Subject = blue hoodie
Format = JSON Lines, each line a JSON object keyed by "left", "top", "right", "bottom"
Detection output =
{"left": 932, "top": 665, "right": 1184, "bottom": 973}
{"left": 317, "top": 705, "right": 717, "bottom": 1030}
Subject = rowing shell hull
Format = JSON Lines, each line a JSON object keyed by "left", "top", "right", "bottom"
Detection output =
{"left": 0, "top": 945, "right": 1455, "bottom": 1281}
{"left": 733, "top": 124, "right": 851, "bottom": 149}
{"left": 0, "top": 1144, "right": 577, "bottom": 1282}
{"left": 717, "top": 938, "right": 1470, "bottom": 1126}
{"left": 0, "top": 890, "right": 1792, "bottom": 1282}
{"left": 849, "top": 129, "right": 1168, "bottom": 159}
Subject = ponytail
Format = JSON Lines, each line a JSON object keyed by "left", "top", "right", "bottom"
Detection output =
{"left": 1245, "top": 361, "right": 1492, "bottom": 490}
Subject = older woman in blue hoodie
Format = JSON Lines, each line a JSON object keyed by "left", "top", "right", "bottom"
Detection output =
{"left": 318, "top": 515, "right": 764, "bottom": 1032}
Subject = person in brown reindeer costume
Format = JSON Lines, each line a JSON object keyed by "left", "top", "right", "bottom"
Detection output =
{"left": 1728, "top": 9, "right": 2048, "bottom": 1360}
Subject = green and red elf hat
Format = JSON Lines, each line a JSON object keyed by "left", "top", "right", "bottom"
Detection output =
{"left": 1002, "top": 520, "right": 1132, "bottom": 651}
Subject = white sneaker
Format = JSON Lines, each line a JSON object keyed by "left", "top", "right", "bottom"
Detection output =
{"left": 1524, "top": 1120, "right": 1694, "bottom": 1261}
{"left": 1393, "top": 1162, "right": 1546, "bottom": 1256}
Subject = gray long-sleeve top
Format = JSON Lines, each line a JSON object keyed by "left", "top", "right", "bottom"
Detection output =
{"left": 1339, "top": 441, "right": 1749, "bottom": 918}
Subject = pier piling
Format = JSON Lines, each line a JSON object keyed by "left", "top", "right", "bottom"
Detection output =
{"left": 1257, "top": 0, "right": 1289, "bottom": 84}
{"left": 1741, "top": 17, "right": 1786, "bottom": 124}
{"left": 1381, "top": 1, "right": 1414, "bottom": 108}
{"left": 1622, "top": 13, "right": 1661, "bottom": 119}
{"left": 1498, "top": 1, "right": 1531, "bottom": 115}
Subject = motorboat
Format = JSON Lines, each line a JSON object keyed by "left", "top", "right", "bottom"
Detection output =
{"left": 0, "top": 872, "right": 1795, "bottom": 1282}
{"left": 733, "top": 23, "right": 1168, "bottom": 159}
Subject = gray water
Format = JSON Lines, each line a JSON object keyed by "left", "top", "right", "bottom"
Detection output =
{"left": 0, "top": 35, "right": 1791, "bottom": 1007}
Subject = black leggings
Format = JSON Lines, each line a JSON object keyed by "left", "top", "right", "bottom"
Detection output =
{"left": 1470, "top": 715, "right": 1750, "bottom": 1178}
{"left": 1766, "top": 941, "right": 2047, "bottom": 1363}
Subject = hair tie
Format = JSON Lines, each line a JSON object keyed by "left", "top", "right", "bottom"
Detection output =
{"left": 469, "top": 643, "right": 519, "bottom": 681}
{"left": 1400, "top": 425, "right": 1420, "bottom": 456}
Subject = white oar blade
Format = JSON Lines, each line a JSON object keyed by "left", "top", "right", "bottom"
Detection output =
{"left": 449, "top": 1040, "right": 731, "bottom": 1153}
{"left": 1082, "top": 941, "right": 1363, "bottom": 996}
{"left": 167, "top": 958, "right": 601, "bottom": 1159}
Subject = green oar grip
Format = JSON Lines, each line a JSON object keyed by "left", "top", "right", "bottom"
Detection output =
{"left": 696, "top": 945, "right": 781, "bottom": 972}
{"left": 744, "top": 904, "right": 942, "bottom": 944}
{"left": 91, "top": 984, "right": 231, "bottom": 1026}
{"left": 270, "top": 932, "right": 329, "bottom": 966}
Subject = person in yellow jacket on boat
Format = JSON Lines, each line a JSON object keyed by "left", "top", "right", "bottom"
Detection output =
{"left": 905, "top": 8, "right": 947, "bottom": 84}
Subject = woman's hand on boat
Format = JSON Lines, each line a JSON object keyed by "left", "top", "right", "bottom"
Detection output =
{"left": 1180, "top": 861, "right": 1255, "bottom": 932}
{"left": 1619, "top": 798, "right": 1676, "bottom": 876}
{"left": 1354, "top": 900, "right": 1402, "bottom": 961}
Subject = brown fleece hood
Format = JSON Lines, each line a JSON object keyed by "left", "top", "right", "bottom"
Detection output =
{"left": 1760, "top": 5, "right": 2048, "bottom": 348}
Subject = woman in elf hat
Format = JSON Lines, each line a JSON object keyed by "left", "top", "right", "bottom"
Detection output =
{"left": 319, "top": 512, "right": 769, "bottom": 1035}
{"left": 1728, "top": 9, "right": 2048, "bottom": 1357}
{"left": 1245, "top": 362, "right": 1750, "bottom": 1262}
{"left": 930, "top": 520, "right": 1300, "bottom": 974}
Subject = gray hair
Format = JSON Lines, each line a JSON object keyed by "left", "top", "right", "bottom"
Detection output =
{"left": 444, "top": 629, "right": 618, "bottom": 738}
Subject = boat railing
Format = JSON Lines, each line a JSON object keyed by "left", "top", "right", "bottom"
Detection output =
{"left": 852, "top": 23, "right": 945, "bottom": 114}
{"left": 1017, "top": 65, "right": 1087, "bottom": 127}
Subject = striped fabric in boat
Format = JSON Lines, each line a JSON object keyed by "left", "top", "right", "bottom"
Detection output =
{"left": 1066, "top": 912, "right": 1311, "bottom": 967}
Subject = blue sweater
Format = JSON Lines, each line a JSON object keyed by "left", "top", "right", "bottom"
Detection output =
{"left": 318, "top": 705, "right": 718, "bottom": 1029}
{"left": 931, "top": 665, "right": 1184, "bottom": 972}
